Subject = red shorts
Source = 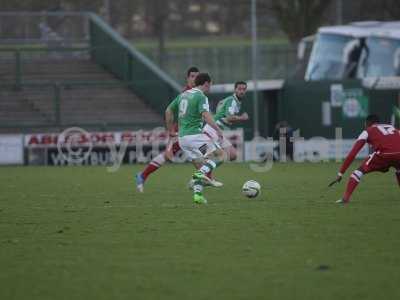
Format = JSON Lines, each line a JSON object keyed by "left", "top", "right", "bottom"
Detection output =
{"left": 359, "top": 152, "right": 400, "bottom": 173}
{"left": 170, "top": 140, "right": 181, "bottom": 155}
{"left": 165, "top": 139, "right": 182, "bottom": 158}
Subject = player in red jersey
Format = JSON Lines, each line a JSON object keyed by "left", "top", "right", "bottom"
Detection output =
{"left": 135, "top": 67, "right": 199, "bottom": 192}
{"left": 329, "top": 114, "right": 400, "bottom": 204}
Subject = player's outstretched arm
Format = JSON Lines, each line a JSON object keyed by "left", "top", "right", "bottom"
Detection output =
{"left": 165, "top": 96, "right": 179, "bottom": 136}
{"left": 165, "top": 108, "right": 176, "bottom": 136}
{"left": 329, "top": 139, "right": 366, "bottom": 186}
{"left": 164, "top": 108, "right": 178, "bottom": 161}
{"left": 339, "top": 139, "right": 366, "bottom": 175}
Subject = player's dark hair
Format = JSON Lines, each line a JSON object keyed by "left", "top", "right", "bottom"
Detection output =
{"left": 194, "top": 73, "right": 212, "bottom": 86}
{"left": 234, "top": 81, "right": 247, "bottom": 89}
{"left": 186, "top": 66, "right": 199, "bottom": 77}
{"left": 366, "top": 114, "right": 380, "bottom": 125}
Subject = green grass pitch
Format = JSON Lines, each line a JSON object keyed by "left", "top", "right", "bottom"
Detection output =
{"left": 0, "top": 163, "right": 399, "bottom": 300}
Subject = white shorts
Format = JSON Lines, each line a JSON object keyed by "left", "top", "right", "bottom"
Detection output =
{"left": 179, "top": 133, "right": 218, "bottom": 161}
{"left": 203, "top": 124, "right": 232, "bottom": 149}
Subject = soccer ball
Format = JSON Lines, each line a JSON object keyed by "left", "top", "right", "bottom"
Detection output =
{"left": 242, "top": 180, "right": 261, "bottom": 198}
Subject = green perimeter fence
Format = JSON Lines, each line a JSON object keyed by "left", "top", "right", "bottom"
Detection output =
{"left": 279, "top": 80, "right": 400, "bottom": 139}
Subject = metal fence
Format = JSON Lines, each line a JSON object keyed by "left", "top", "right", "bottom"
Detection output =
{"left": 142, "top": 45, "right": 299, "bottom": 83}
{"left": 0, "top": 47, "right": 92, "bottom": 88}
{"left": 0, "top": 82, "right": 163, "bottom": 130}
{"left": 88, "top": 13, "right": 181, "bottom": 115}
{"left": 0, "top": 12, "right": 300, "bottom": 84}
{"left": 0, "top": 44, "right": 299, "bottom": 87}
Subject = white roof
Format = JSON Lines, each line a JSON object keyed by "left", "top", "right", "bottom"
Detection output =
{"left": 369, "top": 21, "right": 400, "bottom": 40}
{"left": 318, "top": 21, "right": 400, "bottom": 40}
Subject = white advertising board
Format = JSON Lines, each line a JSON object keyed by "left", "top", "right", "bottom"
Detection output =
{"left": 244, "top": 139, "right": 369, "bottom": 162}
{"left": 0, "top": 135, "right": 24, "bottom": 165}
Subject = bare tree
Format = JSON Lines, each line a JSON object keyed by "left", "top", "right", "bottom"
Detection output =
{"left": 270, "top": 0, "right": 333, "bottom": 43}
{"left": 383, "top": 0, "right": 400, "bottom": 19}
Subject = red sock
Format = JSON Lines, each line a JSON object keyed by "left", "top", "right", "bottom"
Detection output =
{"left": 396, "top": 170, "right": 400, "bottom": 186}
{"left": 142, "top": 163, "right": 160, "bottom": 180}
{"left": 141, "top": 153, "right": 166, "bottom": 180}
{"left": 343, "top": 170, "right": 363, "bottom": 202}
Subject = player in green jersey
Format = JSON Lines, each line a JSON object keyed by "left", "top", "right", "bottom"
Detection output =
{"left": 203, "top": 81, "right": 249, "bottom": 161}
{"left": 165, "top": 73, "right": 225, "bottom": 204}
{"left": 136, "top": 67, "right": 199, "bottom": 193}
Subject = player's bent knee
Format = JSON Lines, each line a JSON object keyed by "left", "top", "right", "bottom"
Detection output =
{"left": 351, "top": 170, "right": 364, "bottom": 182}
{"left": 212, "top": 148, "right": 225, "bottom": 159}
